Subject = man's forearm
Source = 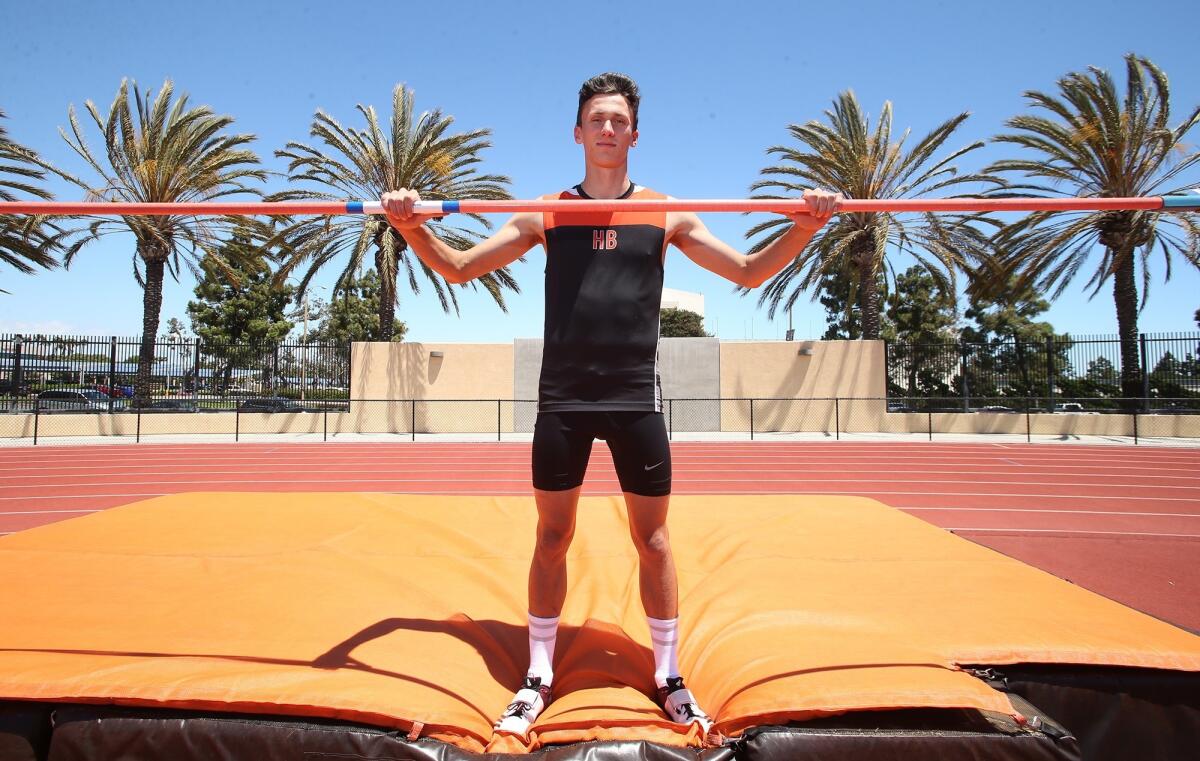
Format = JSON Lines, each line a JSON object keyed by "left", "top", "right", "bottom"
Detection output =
{"left": 397, "top": 224, "right": 468, "bottom": 283}
{"left": 742, "top": 224, "right": 818, "bottom": 288}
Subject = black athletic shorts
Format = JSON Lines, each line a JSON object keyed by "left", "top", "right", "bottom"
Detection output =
{"left": 532, "top": 411, "right": 671, "bottom": 496}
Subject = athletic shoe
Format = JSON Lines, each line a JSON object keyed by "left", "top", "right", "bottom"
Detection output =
{"left": 493, "top": 676, "right": 553, "bottom": 736}
{"left": 657, "top": 676, "right": 714, "bottom": 734}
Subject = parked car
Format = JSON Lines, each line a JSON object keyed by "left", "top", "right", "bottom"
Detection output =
{"left": 976, "top": 405, "right": 1015, "bottom": 413}
{"left": 95, "top": 383, "right": 135, "bottom": 398}
{"left": 36, "top": 389, "right": 124, "bottom": 412}
{"left": 1053, "top": 403, "right": 1085, "bottom": 413}
{"left": 238, "top": 397, "right": 307, "bottom": 413}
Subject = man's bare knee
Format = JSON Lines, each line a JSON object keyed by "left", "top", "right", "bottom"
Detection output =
{"left": 535, "top": 524, "right": 576, "bottom": 560}
{"left": 632, "top": 525, "right": 672, "bottom": 560}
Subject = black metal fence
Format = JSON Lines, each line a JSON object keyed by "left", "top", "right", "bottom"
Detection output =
{"left": 0, "top": 333, "right": 351, "bottom": 409}
{"left": 885, "top": 333, "right": 1200, "bottom": 408}
{"left": 2, "top": 396, "right": 1196, "bottom": 447}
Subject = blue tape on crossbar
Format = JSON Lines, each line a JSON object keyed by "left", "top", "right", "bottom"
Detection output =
{"left": 346, "top": 201, "right": 364, "bottom": 214}
{"left": 443, "top": 200, "right": 460, "bottom": 213}
{"left": 1162, "top": 191, "right": 1200, "bottom": 209}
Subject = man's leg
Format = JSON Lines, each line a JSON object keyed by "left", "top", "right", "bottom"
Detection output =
{"left": 494, "top": 413, "right": 591, "bottom": 736}
{"left": 609, "top": 412, "right": 712, "bottom": 734}
{"left": 623, "top": 492, "right": 677, "bottom": 620}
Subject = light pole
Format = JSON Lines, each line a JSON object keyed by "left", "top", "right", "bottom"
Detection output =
{"left": 289, "top": 281, "right": 326, "bottom": 402}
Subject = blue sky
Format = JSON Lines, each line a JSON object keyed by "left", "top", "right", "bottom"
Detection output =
{"left": 2, "top": 0, "right": 1198, "bottom": 341}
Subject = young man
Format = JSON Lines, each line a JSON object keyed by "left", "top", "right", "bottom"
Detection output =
{"left": 382, "top": 72, "right": 840, "bottom": 739}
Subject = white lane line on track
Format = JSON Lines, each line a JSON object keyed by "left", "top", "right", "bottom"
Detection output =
{"left": 5, "top": 469, "right": 1200, "bottom": 485}
{"left": 905, "top": 507, "right": 1200, "bottom": 518}
{"left": 2, "top": 489, "right": 1198, "bottom": 502}
{"left": 949, "top": 528, "right": 1200, "bottom": 539}
{"left": 4, "top": 477, "right": 1197, "bottom": 491}
{"left": 0, "top": 509, "right": 101, "bottom": 515}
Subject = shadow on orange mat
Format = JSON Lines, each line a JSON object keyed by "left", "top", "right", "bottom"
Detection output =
{"left": 0, "top": 493, "right": 1197, "bottom": 755}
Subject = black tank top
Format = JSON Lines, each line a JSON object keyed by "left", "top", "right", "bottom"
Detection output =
{"left": 538, "top": 184, "right": 667, "bottom": 412}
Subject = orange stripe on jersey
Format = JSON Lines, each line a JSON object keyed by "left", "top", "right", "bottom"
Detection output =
{"left": 542, "top": 188, "right": 668, "bottom": 230}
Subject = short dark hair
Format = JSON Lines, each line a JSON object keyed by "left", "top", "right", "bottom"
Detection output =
{"left": 577, "top": 72, "right": 640, "bottom": 130}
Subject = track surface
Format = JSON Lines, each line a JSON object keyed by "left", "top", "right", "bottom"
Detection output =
{"left": 1, "top": 441, "right": 1197, "bottom": 633}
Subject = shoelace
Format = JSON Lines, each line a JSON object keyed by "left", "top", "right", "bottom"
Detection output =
{"left": 502, "top": 700, "right": 532, "bottom": 719}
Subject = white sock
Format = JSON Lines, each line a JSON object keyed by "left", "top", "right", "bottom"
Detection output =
{"left": 647, "top": 615, "right": 681, "bottom": 688}
{"left": 527, "top": 612, "right": 559, "bottom": 686}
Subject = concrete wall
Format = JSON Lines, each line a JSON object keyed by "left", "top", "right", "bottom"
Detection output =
{"left": 351, "top": 342, "right": 514, "bottom": 433}
{"left": 719, "top": 340, "right": 885, "bottom": 431}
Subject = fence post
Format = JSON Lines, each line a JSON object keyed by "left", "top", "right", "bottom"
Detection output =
{"left": 1025, "top": 403, "right": 1032, "bottom": 444}
{"left": 960, "top": 341, "right": 971, "bottom": 412}
{"left": 411, "top": 400, "right": 417, "bottom": 442}
{"left": 32, "top": 395, "right": 39, "bottom": 446}
{"left": 12, "top": 336, "right": 23, "bottom": 404}
{"left": 136, "top": 408, "right": 141, "bottom": 444}
{"left": 235, "top": 401, "right": 240, "bottom": 443}
{"left": 497, "top": 399, "right": 502, "bottom": 442}
{"left": 1139, "top": 333, "right": 1150, "bottom": 412}
{"left": 108, "top": 336, "right": 118, "bottom": 414}
{"left": 1045, "top": 337, "right": 1055, "bottom": 412}
{"left": 749, "top": 398, "right": 755, "bottom": 441}
{"left": 834, "top": 397, "right": 840, "bottom": 441}
{"left": 323, "top": 404, "right": 328, "bottom": 443}
{"left": 1132, "top": 409, "right": 1139, "bottom": 445}
{"left": 927, "top": 408, "right": 933, "bottom": 442}
{"left": 668, "top": 399, "right": 673, "bottom": 441}
{"left": 193, "top": 340, "right": 201, "bottom": 394}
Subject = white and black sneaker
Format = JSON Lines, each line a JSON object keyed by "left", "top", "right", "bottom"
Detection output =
{"left": 493, "top": 676, "right": 553, "bottom": 736}
{"left": 656, "top": 676, "right": 714, "bottom": 735}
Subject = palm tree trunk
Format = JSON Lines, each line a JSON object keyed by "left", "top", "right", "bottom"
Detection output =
{"left": 135, "top": 254, "right": 166, "bottom": 406}
{"left": 375, "top": 247, "right": 397, "bottom": 341}
{"left": 1112, "top": 249, "right": 1142, "bottom": 405}
{"left": 858, "top": 258, "right": 881, "bottom": 340}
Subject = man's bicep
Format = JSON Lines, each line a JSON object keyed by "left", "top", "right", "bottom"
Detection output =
{"left": 464, "top": 213, "right": 542, "bottom": 274}
{"left": 671, "top": 213, "right": 749, "bottom": 281}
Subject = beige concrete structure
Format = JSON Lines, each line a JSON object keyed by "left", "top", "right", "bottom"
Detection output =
{"left": 351, "top": 342, "right": 514, "bottom": 434}
{"left": 719, "top": 340, "right": 885, "bottom": 432}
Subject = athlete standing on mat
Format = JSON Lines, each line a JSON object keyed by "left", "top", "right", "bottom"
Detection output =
{"left": 383, "top": 72, "right": 840, "bottom": 739}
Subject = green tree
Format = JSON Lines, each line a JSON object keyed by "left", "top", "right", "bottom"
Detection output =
{"left": 987, "top": 54, "right": 1200, "bottom": 401}
{"left": 0, "top": 109, "right": 61, "bottom": 290}
{"left": 43, "top": 80, "right": 268, "bottom": 403}
{"left": 962, "top": 279, "right": 1072, "bottom": 399}
{"left": 884, "top": 266, "right": 957, "bottom": 395}
{"left": 306, "top": 269, "right": 407, "bottom": 344}
{"left": 273, "top": 85, "right": 518, "bottom": 340}
{"left": 187, "top": 236, "right": 294, "bottom": 392}
{"left": 745, "top": 91, "right": 1000, "bottom": 339}
{"left": 659, "top": 308, "right": 708, "bottom": 337}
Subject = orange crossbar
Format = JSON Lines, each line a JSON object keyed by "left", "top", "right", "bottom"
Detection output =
{"left": 0, "top": 196, "right": 1185, "bottom": 216}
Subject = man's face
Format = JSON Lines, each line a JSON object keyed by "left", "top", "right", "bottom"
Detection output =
{"left": 575, "top": 94, "right": 638, "bottom": 168}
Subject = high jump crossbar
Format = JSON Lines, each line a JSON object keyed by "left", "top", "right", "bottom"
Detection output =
{"left": 1, "top": 192, "right": 1199, "bottom": 216}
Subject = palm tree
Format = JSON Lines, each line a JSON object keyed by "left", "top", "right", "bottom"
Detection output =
{"left": 272, "top": 84, "right": 519, "bottom": 339}
{"left": 1, "top": 109, "right": 61, "bottom": 289}
{"left": 746, "top": 91, "right": 1000, "bottom": 339}
{"left": 42, "top": 79, "right": 268, "bottom": 403}
{"left": 987, "top": 54, "right": 1200, "bottom": 401}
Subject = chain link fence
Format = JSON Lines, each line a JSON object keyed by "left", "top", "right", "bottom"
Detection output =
{"left": 0, "top": 333, "right": 350, "bottom": 409}
{"left": 3, "top": 396, "right": 1196, "bottom": 447}
{"left": 885, "top": 332, "right": 1200, "bottom": 409}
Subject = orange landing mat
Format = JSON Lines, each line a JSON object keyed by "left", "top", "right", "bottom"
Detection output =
{"left": 0, "top": 493, "right": 1197, "bottom": 754}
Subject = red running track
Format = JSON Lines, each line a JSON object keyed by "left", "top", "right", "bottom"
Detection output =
{"left": 1, "top": 441, "right": 1197, "bottom": 633}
